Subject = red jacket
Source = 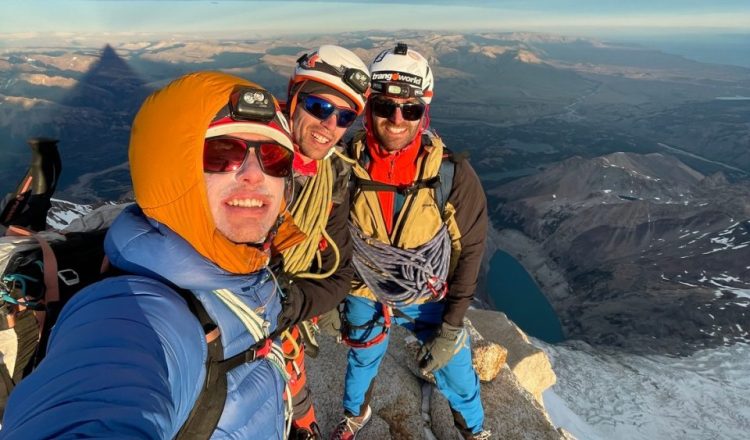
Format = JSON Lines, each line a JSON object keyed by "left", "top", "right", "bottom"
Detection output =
{"left": 365, "top": 130, "right": 423, "bottom": 234}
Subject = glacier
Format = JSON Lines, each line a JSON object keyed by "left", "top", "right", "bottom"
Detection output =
{"left": 542, "top": 339, "right": 750, "bottom": 440}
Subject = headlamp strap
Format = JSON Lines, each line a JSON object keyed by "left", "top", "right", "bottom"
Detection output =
{"left": 297, "top": 52, "right": 369, "bottom": 96}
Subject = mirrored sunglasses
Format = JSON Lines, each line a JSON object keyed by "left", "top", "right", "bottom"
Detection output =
{"left": 203, "top": 136, "right": 293, "bottom": 178}
{"left": 299, "top": 93, "right": 358, "bottom": 128}
{"left": 370, "top": 97, "right": 425, "bottom": 121}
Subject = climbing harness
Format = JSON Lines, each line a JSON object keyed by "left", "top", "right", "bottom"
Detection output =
{"left": 341, "top": 304, "right": 393, "bottom": 349}
{"left": 339, "top": 302, "right": 442, "bottom": 350}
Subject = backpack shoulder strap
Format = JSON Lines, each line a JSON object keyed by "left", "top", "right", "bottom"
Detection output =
{"left": 173, "top": 289, "right": 226, "bottom": 440}
{"left": 173, "top": 289, "right": 277, "bottom": 439}
{"left": 348, "top": 130, "right": 367, "bottom": 157}
{"left": 0, "top": 226, "right": 246, "bottom": 438}
{"left": 421, "top": 130, "right": 457, "bottom": 214}
{"left": 437, "top": 152, "right": 456, "bottom": 214}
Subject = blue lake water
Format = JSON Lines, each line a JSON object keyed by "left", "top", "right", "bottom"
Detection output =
{"left": 487, "top": 250, "right": 565, "bottom": 343}
{"left": 616, "top": 34, "right": 750, "bottom": 68}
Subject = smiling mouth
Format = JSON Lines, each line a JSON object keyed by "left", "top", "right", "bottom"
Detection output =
{"left": 385, "top": 125, "right": 407, "bottom": 134}
{"left": 226, "top": 198, "right": 265, "bottom": 208}
{"left": 311, "top": 132, "right": 331, "bottom": 144}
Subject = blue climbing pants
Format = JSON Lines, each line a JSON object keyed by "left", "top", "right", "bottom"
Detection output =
{"left": 342, "top": 295, "right": 484, "bottom": 432}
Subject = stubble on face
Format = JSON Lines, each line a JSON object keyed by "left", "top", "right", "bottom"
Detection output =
{"left": 204, "top": 133, "right": 286, "bottom": 244}
{"left": 291, "top": 92, "right": 351, "bottom": 162}
{"left": 371, "top": 97, "right": 422, "bottom": 153}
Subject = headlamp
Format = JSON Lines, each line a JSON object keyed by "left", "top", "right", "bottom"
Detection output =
{"left": 372, "top": 81, "right": 424, "bottom": 101}
{"left": 343, "top": 68, "right": 370, "bottom": 95}
{"left": 386, "top": 84, "right": 404, "bottom": 96}
{"left": 229, "top": 86, "right": 276, "bottom": 122}
{"left": 297, "top": 52, "right": 370, "bottom": 98}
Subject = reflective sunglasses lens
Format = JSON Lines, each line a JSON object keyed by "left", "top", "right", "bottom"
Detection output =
{"left": 303, "top": 95, "right": 336, "bottom": 120}
{"left": 371, "top": 99, "right": 397, "bottom": 119}
{"left": 336, "top": 109, "right": 358, "bottom": 127}
{"left": 400, "top": 103, "right": 425, "bottom": 121}
{"left": 371, "top": 99, "right": 424, "bottom": 121}
{"left": 304, "top": 94, "right": 357, "bottom": 128}
{"left": 258, "top": 143, "right": 293, "bottom": 178}
{"left": 204, "top": 138, "right": 248, "bottom": 173}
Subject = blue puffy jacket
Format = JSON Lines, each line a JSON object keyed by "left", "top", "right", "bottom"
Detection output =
{"left": 0, "top": 205, "right": 286, "bottom": 439}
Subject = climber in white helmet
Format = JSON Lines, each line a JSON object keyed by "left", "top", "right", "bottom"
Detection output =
{"left": 271, "top": 45, "right": 370, "bottom": 440}
{"left": 330, "top": 43, "right": 491, "bottom": 440}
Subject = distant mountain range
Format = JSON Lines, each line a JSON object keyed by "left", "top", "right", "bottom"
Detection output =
{"left": 1, "top": 30, "right": 749, "bottom": 201}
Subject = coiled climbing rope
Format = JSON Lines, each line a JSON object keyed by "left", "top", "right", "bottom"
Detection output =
{"left": 280, "top": 158, "right": 340, "bottom": 279}
{"left": 350, "top": 223, "right": 452, "bottom": 307}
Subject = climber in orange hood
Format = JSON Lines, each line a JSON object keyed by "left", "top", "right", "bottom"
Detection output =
{"left": 1, "top": 71, "right": 307, "bottom": 439}
{"left": 130, "top": 71, "right": 304, "bottom": 272}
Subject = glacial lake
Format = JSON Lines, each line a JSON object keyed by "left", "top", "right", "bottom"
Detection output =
{"left": 487, "top": 250, "right": 565, "bottom": 343}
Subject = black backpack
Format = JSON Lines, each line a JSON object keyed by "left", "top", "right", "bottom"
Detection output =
{"left": 0, "top": 138, "right": 60, "bottom": 233}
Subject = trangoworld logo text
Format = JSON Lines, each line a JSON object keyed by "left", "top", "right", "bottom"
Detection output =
{"left": 371, "top": 71, "right": 423, "bottom": 86}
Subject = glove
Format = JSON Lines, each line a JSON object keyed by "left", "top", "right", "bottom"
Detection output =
{"left": 417, "top": 322, "right": 465, "bottom": 374}
{"left": 316, "top": 305, "right": 343, "bottom": 338}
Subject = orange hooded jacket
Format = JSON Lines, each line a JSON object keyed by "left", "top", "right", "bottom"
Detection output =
{"left": 129, "top": 71, "right": 304, "bottom": 274}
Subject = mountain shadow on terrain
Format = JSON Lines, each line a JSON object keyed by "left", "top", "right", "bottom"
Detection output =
{"left": 52, "top": 45, "right": 151, "bottom": 202}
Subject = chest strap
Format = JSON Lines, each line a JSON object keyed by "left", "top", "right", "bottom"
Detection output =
{"left": 353, "top": 175, "right": 441, "bottom": 196}
{"left": 210, "top": 286, "right": 292, "bottom": 437}
{"left": 176, "top": 288, "right": 289, "bottom": 439}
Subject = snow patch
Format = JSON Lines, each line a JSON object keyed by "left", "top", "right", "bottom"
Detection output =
{"left": 542, "top": 341, "right": 750, "bottom": 440}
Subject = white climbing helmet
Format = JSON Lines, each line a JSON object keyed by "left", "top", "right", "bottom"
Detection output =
{"left": 289, "top": 45, "right": 371, "bottom": 114}
{"left": 369, "top": 43, "right": 434, "bottom": 105}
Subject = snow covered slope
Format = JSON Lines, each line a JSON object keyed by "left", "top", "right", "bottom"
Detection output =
{"left": 542, "top": 340, "right": 750, "bottom": 440}
{"left": 46, "top": 198, "right": 93, "bottom": 230}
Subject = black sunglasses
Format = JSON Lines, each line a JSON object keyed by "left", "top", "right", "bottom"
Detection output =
{"left": 299, "top": 93, "right": 358, "bottom": 128}
{"left": 203, "top": 136, "right": 293, "bottom": 178}
{"left": 370, "top": 97, "right": 425, "bottom": 121}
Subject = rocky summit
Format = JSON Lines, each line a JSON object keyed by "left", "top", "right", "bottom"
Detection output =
{"left": 306, "top": 309, "right": 567, "bottom": 440}
{"left": 488, "top": 152, "right": 750, "bottom": 355}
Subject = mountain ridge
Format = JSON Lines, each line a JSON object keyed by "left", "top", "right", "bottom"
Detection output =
{"left": 491, "top": 151, "right": 750, "bottom": 355}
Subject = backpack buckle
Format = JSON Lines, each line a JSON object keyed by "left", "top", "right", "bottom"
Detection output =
{"left": 57, "top": 269, "right": 80, "bottom": 286}
{"left": 247, "top": 338, "right": 273, "bottom": 361}
{"left": 400, "top": 184, "right": 417, "bottom": 196}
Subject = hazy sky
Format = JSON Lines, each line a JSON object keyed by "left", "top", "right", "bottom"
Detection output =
{"left": 1, "top": 0, "right": 749, "bottom": 43}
